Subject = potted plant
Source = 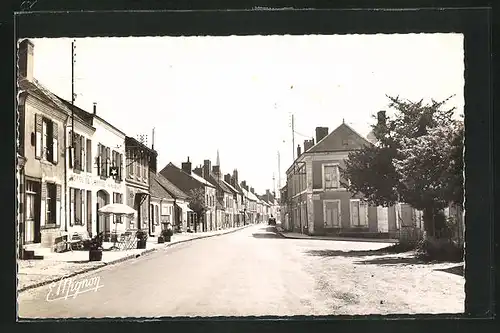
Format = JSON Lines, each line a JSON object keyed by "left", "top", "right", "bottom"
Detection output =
{"left": 157, "top": 234, "right": 165, "bottom": 244}
{"left": 136, "top": 229, "right": 148, "bottom": 249}
{"left": 161, "top": 228, "right": 173, "bottom": 242}
{"left": 89, "top": 233, "right": 104, "bottom": 261}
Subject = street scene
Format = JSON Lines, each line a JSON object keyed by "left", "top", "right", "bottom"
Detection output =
{"left": 16, "top": 34, "right": 465, "bottom": 318}
{"left": 19, "top": 224, "right": 464, "bottom": 318}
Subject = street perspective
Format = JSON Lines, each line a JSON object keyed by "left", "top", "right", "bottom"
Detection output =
{"left": 16, "top": 34, "right": 465, "bottom": 319}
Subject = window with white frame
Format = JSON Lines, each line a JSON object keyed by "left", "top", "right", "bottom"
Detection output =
{"left": 323, "top": 164, "right": 340, "bottom": 189}
{"left": 323, "top": 200, "right": 341, "bottom": 227}
{"left": 350, "top": 199, "right": 368, "bottom": 227}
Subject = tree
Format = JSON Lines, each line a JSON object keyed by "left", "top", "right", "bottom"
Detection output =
{"left": 188, "top": 188, "right": 207, "bottom": 232}
{"left": 342, "top": 95, "right": 463, "bottom": 238}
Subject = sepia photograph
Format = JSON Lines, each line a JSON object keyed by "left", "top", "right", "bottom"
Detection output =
{"left": 16, "top": 33, "right": 465, "bottom": 319}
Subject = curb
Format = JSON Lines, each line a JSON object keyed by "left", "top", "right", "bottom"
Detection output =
{"left": 18, "top": 225, "right": 252, "bottom": 293}
{"left": 276, "top": 231, "right": 398, "bottom": 243}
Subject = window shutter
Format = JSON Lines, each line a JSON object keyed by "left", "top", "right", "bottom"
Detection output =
{"left": 119, "top": 153, "right": 124, "bottom": 180}
{"left": 86, "top": 139, "right": 92, "bottom": 172}
{"left": 69, "top": 188, "right": 74, "bottom": 226}
{"left": 52, "top": 121, "right": 58, "bottom": 164}
{"left": 56, "top": 184, "right": 61, "bottom": 226}
{"left": 35, "top": 114, "right": 42, "bottom": 159}
{"left": 106, "top": 147, "right": 111, "bottom": 177}
{"left": 80, "top": 136, "right": 85, "bottom": 171}
{"left": 359, "top": 201, "right": 368, "bottom": 226}
{"left": 81, "top": 189, "right": 85, "bottom": 225}
{"left": 96, "top": 144, "right": 101, "bottom": 175}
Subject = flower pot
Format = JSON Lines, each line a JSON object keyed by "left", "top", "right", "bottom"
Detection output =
{"left": 89, "top": 249, "right": 103, "bottom": 261}
{"left": 158, "top": 236, "right": 165, "bottom": 244}
{"left": 137, "top": 240, "right": 147, "bottom": 249}
{"left": 165, "top": 235, "right": 171, "bottom": 242}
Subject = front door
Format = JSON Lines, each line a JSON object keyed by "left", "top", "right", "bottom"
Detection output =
{"left": 25, "top": 180, "right": 41, "bottom": 243}
{"left": 96, "top": 190, "right": 110, "bottom": 237}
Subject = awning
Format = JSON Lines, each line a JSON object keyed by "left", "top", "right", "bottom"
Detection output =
{"left": 176, "top": 202, "right": 193, "bottom": 212}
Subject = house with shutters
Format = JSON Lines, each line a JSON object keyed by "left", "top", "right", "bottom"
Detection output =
{"left": 159, "top": 158, "right": 216, "bottom": 232}
{"left": 285, "top": 120, "right": 399, "bottom": 238}
{"left": 225, "top": 169, "right": 245, "bottom": 227}
{"left": 149, "top": 171, "right": 193, "bottom": 233}
{"left": 125, "top": 136, "right": 157, "bottom": 235}
{"left": 17, "top": 39, "right": 70, "bottom": 250}
{"left": 60, "top": 101, "right": 128, "bottom": 240}
{"left": 240, "top": 181, "right": 258, "bottom": 224}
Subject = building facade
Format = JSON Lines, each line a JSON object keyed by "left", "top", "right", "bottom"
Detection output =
{"left": 125, "top": 136, "right": 156, "bottom": 234}
{"left": 285, "top": 123, "right": 399, "bottom": 237}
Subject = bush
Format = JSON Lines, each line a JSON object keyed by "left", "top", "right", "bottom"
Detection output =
{"left": 416, "top": 238, "right": 464, "bottom": 262}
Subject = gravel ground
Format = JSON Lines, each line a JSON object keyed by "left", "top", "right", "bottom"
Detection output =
{"left": 18, "top": 224, "right": 464, "bottom": 318}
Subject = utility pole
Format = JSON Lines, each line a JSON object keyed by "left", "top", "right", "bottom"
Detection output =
{"left": 291, "top": 114, "right": 295, "bottom": 161}
{"left": 151, "top": 127, "right": 155, "bottom": 150}
{"left": 277, "top": 150, "right": 281, "bottom": 194}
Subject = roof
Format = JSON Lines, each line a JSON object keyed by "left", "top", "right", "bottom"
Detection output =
{"left": 161, "top": 163, "right": 215, "bottom": 189}
{"left": 221, "top": 179, "right": 239, "bottom": 194}
{"left": 149, "top": 174, "right": 174, "bottom": 200}
{"left": 125, "top": 136, "right": 157, "bottom": 156}
{"left": 208, "top": 173, "right": 233, "bottom": 194}
{"left": 241, "top": 187, "right": 259, "bottom": 201}
{"left": 308, "top": 122, "right": 372, "bottom": 153}
{"left": 150, "top": 171, "right": 189, "bottom": 200}
{"left": 57, "top": 97, "right": 127, "bottom": 136}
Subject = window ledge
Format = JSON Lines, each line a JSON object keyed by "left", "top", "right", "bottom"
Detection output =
{"left": 41, "top": 224, "right": 59, "bottom": 230}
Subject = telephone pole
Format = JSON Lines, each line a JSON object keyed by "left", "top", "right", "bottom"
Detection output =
{"left": 277, "top": 150, "right": 281, "bottom": 195}
{"left": 291, "top": 114, "right": 295, "bottom": 161}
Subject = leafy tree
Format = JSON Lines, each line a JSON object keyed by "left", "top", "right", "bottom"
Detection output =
{"left": 342, "top": 95, "right": 463, "bottom": 237}
{"left": 188, "top": 188, "right": 207, "bottom": 232}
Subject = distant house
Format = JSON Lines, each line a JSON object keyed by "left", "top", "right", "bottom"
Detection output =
{"left": 240, "top": 182, "right": 258, "bottom": 224}
{"left": 226, "top": 169, "right": 245, "bottom": 226}
{"left": 159, "top": 157, "right": 216, "bottom": 232}
{"left": 150, "top": 171, "right": 192, "bottom": 232}
{"left": 285, "top": 118, "right": 399, "bottom": 237}
{"left": 201, "top": 161, "right": 235, "bottom": 230}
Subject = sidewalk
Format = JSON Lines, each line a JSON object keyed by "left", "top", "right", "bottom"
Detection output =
{"left": 276, "top": 226, "right": 399, "bottom": 244}
{"left": 18, "top": 225, "right": 250, "bottom": 293}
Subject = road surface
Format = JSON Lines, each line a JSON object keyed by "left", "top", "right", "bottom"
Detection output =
{"left": 18, "top": 224, "right": 464, "bottom": 318}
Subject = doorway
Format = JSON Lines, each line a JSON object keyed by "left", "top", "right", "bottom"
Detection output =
{"left": 25, "top": 180, "right": 41, "bottom": 244}
{"left": 96, "top": 190, "right": 110, "bottom": 239}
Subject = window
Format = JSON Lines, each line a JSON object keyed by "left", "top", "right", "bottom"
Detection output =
{"left": 87, "top": 190, "right": 92, "bottom": 229}
{"left": 40, "top": 117, "right": 57, "bottom": 163}
{"left": 136, "top": 155, "right": 141, "bottom": 178}
{"left": 86, "top": 139, "right": 92, "bottom": 172}
{"left": 155, "top": 205, "right": 159, "bottom": 225}
{"left": 323, "top": 200, "right": 341, "bottom": 227}
{"left": 70, "top": 188, "right": 84, "bottom": 225}
{"left": 46, "top": 183, "right": 57, "bottom": 225}
{"left": 323, "top": 164, "right": 340, "bottom": 189}
{"left": 143, "top": 157, "right": 147, "bottom": 179}
{"left": 128, "top": 151, "right": 134, "bottom": 177}
{"left": 350, "top": 199, "right": 368, "bottom": 227}
{"left": 113, "top": 192, "right": 123, "bottom": 223}
{"left": 74, "top": 133, "right": 81, "bottom": 171}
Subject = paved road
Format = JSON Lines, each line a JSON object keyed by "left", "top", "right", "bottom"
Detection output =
{"left": 18, "top": 224, "right": 464, "bottom": 318}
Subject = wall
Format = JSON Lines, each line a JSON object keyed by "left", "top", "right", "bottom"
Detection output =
{"left": 23, "top": 95, "right": 68, "bottom": 247}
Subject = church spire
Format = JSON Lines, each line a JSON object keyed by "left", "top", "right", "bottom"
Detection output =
{"left": 216, "top": 149, "right": 220, "bottom": 166}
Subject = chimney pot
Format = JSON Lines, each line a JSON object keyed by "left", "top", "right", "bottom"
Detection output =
{"left": 181, "top": 157, "right": 192, "bottom": 174}
{"left": 93, "top": 102, "right": 97, "bottom": 115}
{"left": 315, "top": 127, "right": 329, "bottom": 143}
{"left": 377, "top": 110, "right": 387, "bottom": 126}
{"left": 18, "top": 39, "right": 35, "bottom": 82}
{"left": 297, "top": 144, "right": 302, "bottom": 157}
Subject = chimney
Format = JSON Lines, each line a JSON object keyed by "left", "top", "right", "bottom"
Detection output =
{"left": 297, "top": 144, "right": 302, "bottom": 157}
{"left": 224, "top": 174, "right": 231, "bottom": 184}
{"left": 212, "top": 165, "right": 221, "bottom": 179}
{"left": 193, "top": 166, "right": 203, "bottom": 177}
{"left": 18, "top": 39, "right": 34, "bottom": 82}
{"left": 266, "top": 189, "right": 271, "bottom": 196}
{"left": 233, "top": 169, "right": 239, "bottom": 184}
{"left": 304, "top": 139, "right": 315, "bottom": 152}
{"left": 203, "top": 160, "right": 211, "bottom": 180}
{"left": 377, "top": 110, "right": 387, "bottom": 126}
{"left": 241, "top": 180, "right": 247, "bottom": 191}
{"left": 315, "top": 127, "right": 329, "bottom": 143}
{"left": 93, "top": 102, "right": 97, "bottom": 115}
{"left": 181, "top": 157, "right": 192, "bottom": 174}
{"left": 250, "top": 187, "right": 254, "bottom": 194}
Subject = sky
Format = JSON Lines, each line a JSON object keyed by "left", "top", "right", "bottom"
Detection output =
{"left": 29, "top": 34, "right": 464, "bottom": 195}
